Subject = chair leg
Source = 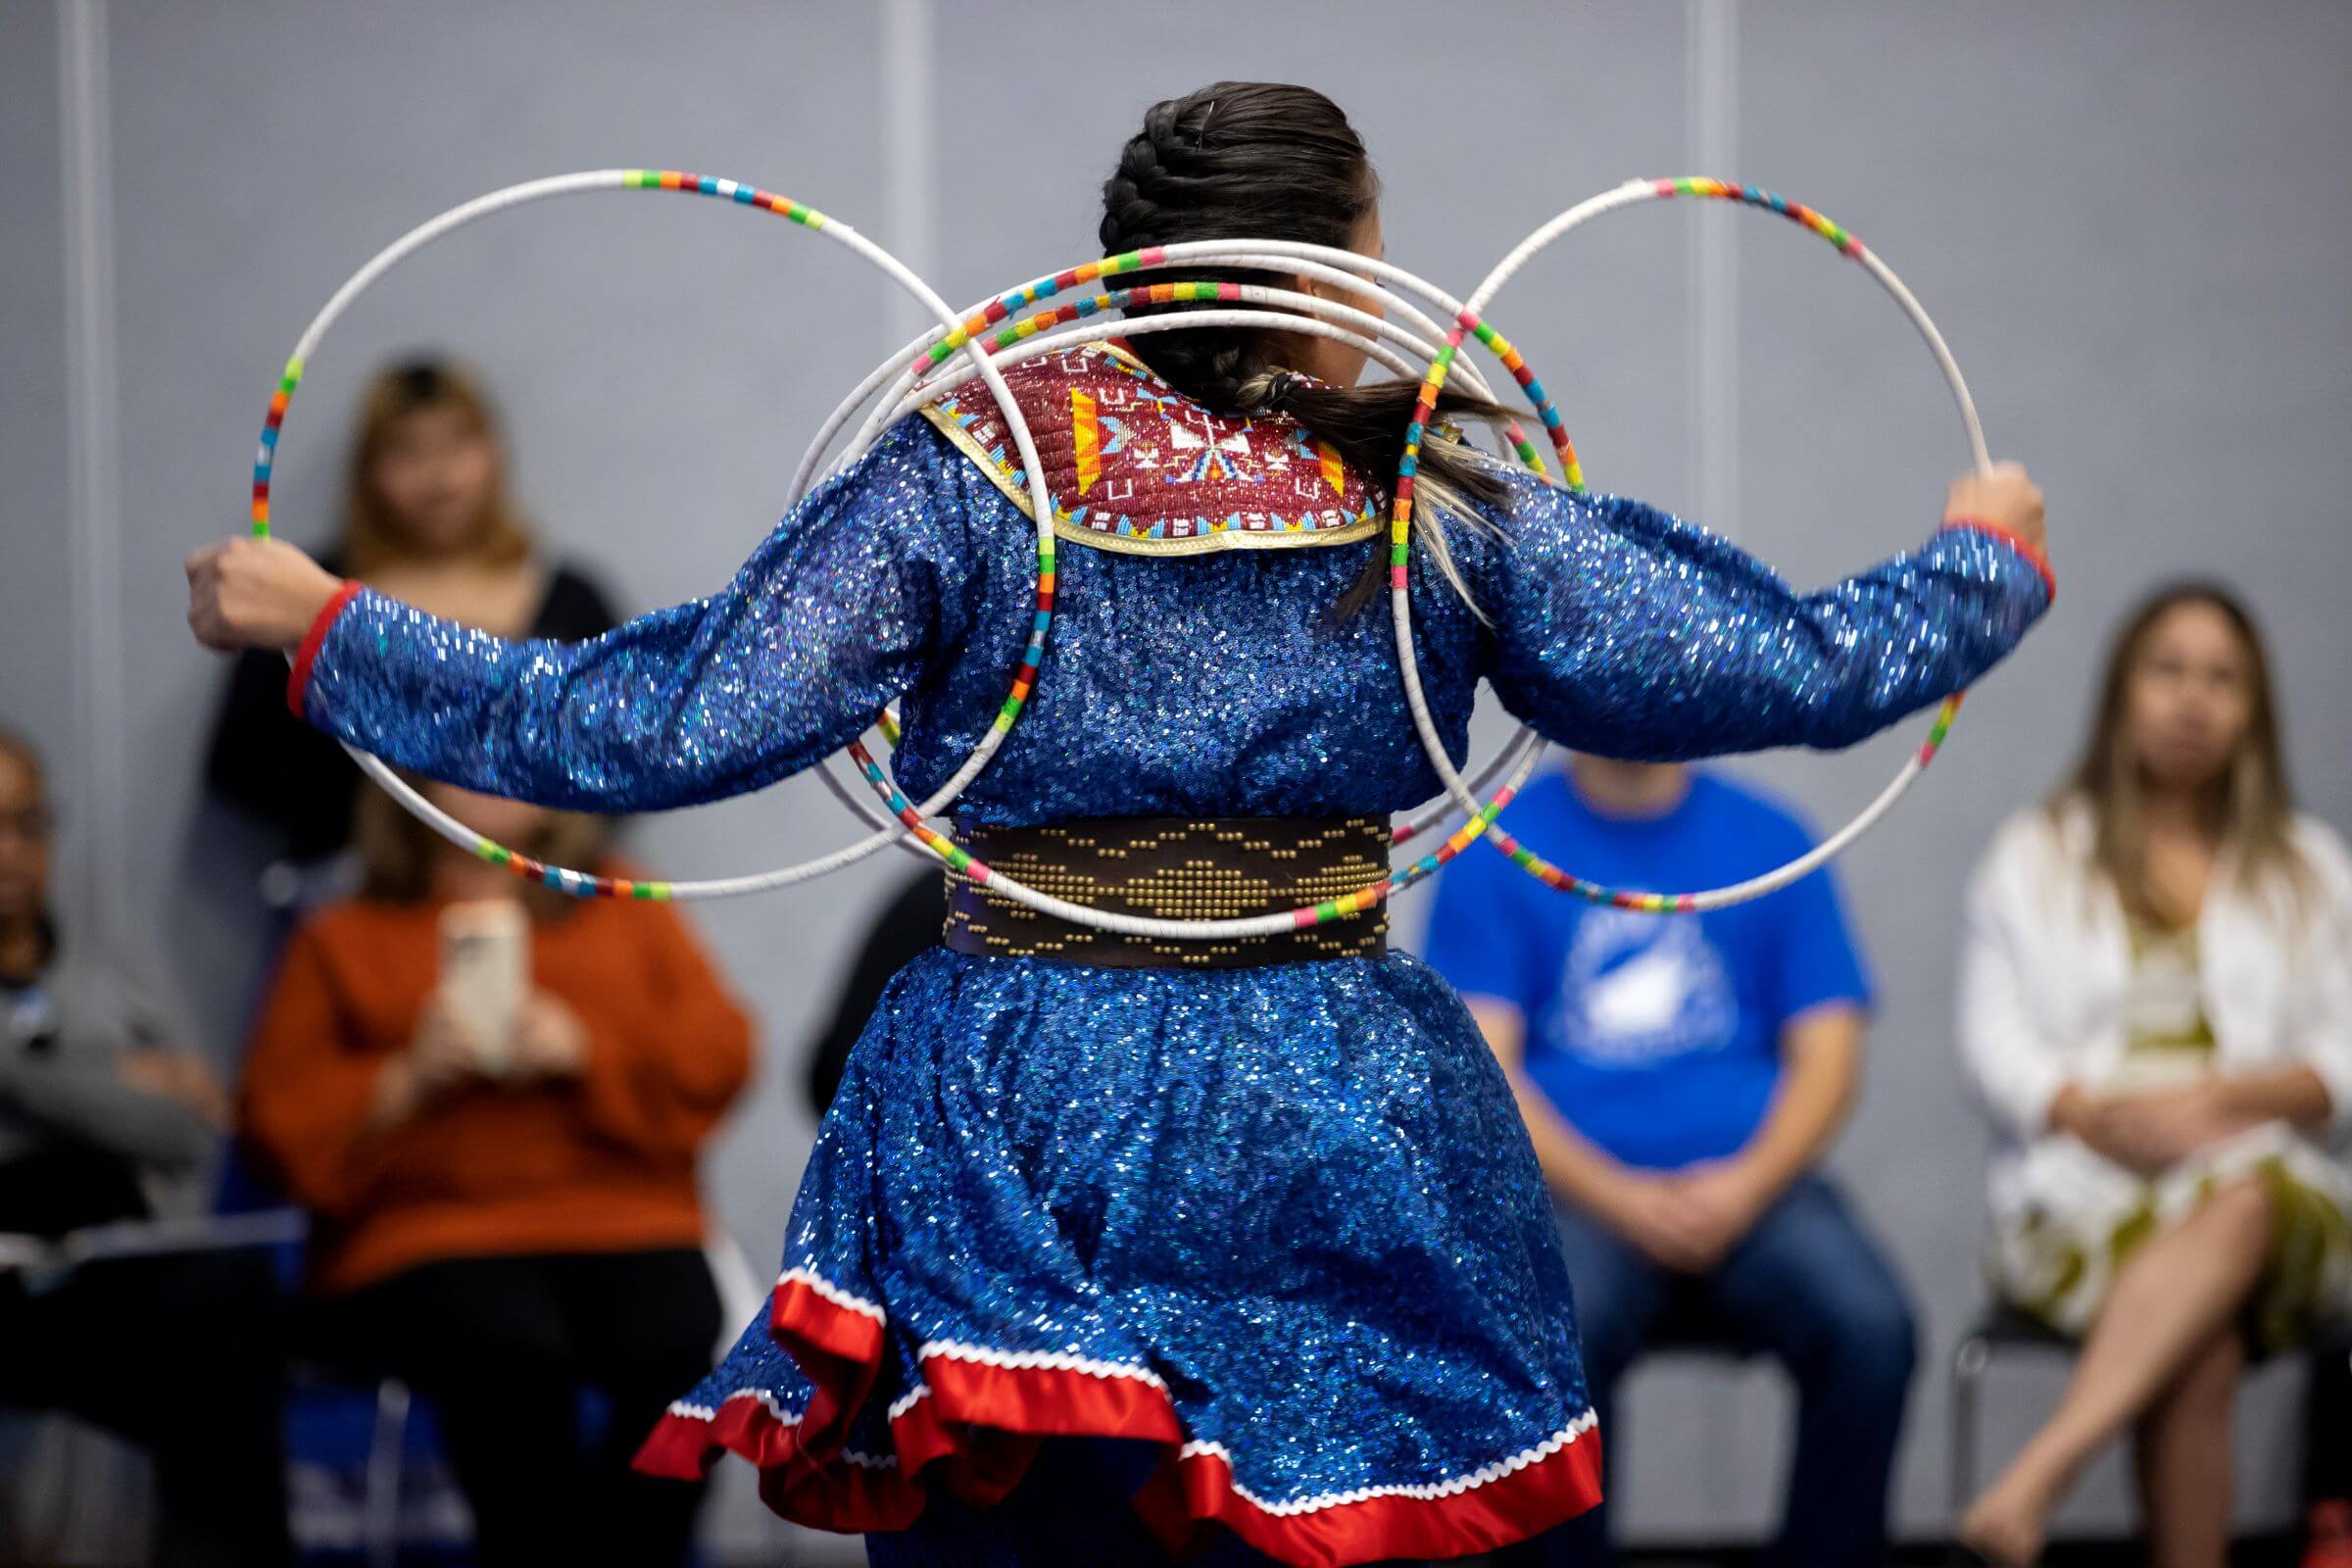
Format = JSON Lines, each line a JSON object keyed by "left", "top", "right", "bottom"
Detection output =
{"left": 364, "top": 1378, "right": 412, "bottom": 1568}
{"left": 1948, "top": 1336, "right": 1989, "bottom": 1563}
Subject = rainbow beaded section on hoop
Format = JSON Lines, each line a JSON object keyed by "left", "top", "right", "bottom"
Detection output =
{"left": 252, "top": 170, "right": 832, "bottom": 543}
{"left": 1657, "top": 177, "right": 1862, "bottom": 256}
{"left": 849, "top": 741, "right": 983, "bottom": 879}
{"left": 1456, "top": 697, "right": 1951, "bottom": 917}
{"left": 471, "top": 835, "right": 672, "bottom": 901}
{"left": 895, "top": 250, "right": 1557, "bottom": 509}
{"left": 620, "top": 167, "right": 827, "bottom": 229}
{"left": 264, "top": 171, "right": 1980, "bottom": 923}
{"left": 1387, "top": 316, "right": 1584, "bottom": 591}
{"left": 254, "top": 168, "right": 1062, "bottom": 905}
{"left": 921, "top": 250, "right": 1169, "bottom": 368}
{"left": 251, "top": 360, "right": 304, "bottom": 532}
{"left": 1915, "top": 693, "right": 1963, "bottom": 764}
{"left": 1386, "top": 176, "right": 1949, "bottom": 911}
{"left": 847, "top": 269, "right": 1578, "bottom": 924}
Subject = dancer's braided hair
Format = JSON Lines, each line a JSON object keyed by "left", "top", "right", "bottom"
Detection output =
{"left": 1100, "top": 81, "right": 1515, "bottom": 614}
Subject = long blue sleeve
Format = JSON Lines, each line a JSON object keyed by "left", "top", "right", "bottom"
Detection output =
{"left": 295, "top": 416, "right": 988, "bottom": 811}
{"left": 1473, "top": 472, "right": 2053, "bottom": 760}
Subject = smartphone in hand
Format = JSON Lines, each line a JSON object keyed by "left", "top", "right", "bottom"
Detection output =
{"left": 438, "top": 901, "right": 527, "bottom": 1077}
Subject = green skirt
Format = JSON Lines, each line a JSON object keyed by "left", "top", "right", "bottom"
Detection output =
{"left": 1993, "top": 1125, "right": 2351, "bottom": 1353}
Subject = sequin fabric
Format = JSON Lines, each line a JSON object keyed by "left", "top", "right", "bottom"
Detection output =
{"left": 301, "top": 411, "right": 2048, "bottom": 1564}
{"left": 305, "top": 419, "right": 2048, "bottom": 826}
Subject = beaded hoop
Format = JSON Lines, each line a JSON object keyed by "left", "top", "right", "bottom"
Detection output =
{"left": 782, "top": 254, "right": 1550, "bottom": 926}
{"left": 809, "top": 249, "right": 1584, "bottom": 938}
{"left": 830, "top": 191, "right": 1990, "bottom": 928}
{"left": 1388, "top": 176, "right": 1991, "bottom": 913}
{"left": 805, "top": 248, "right": 1525, "bottom": 500}
{"left": 257, "top": 187, "right": 1459, "bottom": 916}
{"left": 810, "top": 289, "right": 1485, "bottom": 870}
{"left": 850, "top": 237, "right": 1576, "bottom": 885}
{"left": 803, "top": 292, "right": 1517, "bottom": 901}
{"left": 251, "top": 170, "right": 1060, "bottom": 901}
{"left": 255, "top": 172, "right": 1993, "bottom": 930}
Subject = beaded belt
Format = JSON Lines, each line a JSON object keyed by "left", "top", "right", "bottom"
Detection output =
{"left": 943, "top": 816, "right": 1391, "bottom": 968}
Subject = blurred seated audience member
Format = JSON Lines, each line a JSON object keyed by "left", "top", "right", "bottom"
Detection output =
{"left": 0, "top": 730, "right": 290, "bottom": 1567}
{"left": 239, "top": 778, "right": 752, "bottom": 1568}
{"left": 1957, "top": 583, "right": 2352, "bottom": 1568}
{"left": 1423, "top": 754, "right": 1910, "bottom": 1568}
{"left": 805, "top": 869, "right": 947, "bottom": 1118}
{"left": 206, "top": 359, "right": 618, "bottom": 866}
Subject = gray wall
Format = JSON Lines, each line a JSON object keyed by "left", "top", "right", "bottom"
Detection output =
{"left": 7, "top": 0, "right": 2345, "bottom": 1550}
{"left": 1, "top": 4, "right": 74, "bottom": 829}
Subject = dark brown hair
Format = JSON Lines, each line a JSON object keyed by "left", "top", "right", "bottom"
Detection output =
{"left": 340, "top": 359, "right": 533, "bottom": 578}
{"left": 1100, "top": 82, "right": 1517, "bottom": 612}
{"left": 2058, "top": 580, "right": 2305, "bottom": 920}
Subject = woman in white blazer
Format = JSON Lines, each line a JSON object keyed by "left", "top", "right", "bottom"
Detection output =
{"left": 1957, "top": 583, "right": 2352, "bottom": 1568}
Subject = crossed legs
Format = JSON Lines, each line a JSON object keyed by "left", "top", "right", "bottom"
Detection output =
{"left": 1962, "top": 1176, "right": 2272, "bottom": 1567}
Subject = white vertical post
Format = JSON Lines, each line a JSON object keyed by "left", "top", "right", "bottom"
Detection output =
{"left": 878, "top": 0, "right": 937, "bottom": 347}
{"left": 1686, "top": 0, "right": 1740, "bottom": 543}
{"left": 58, "top": 0, "right": 127, "bottom": 952}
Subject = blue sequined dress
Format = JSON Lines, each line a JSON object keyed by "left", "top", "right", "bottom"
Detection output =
{"left": 293, "top": 395, "right": 2050, "bottom": 1566}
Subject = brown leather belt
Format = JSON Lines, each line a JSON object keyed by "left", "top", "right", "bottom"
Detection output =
{"left": 943, "top": 816, "right": 1390, "bottom": 968}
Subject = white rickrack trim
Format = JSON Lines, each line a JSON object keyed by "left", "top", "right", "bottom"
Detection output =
{"left": 916, "top": 1340, "right": 1170, "bottom": 1391}
{"left": 1177, "top": 1407, "right": 1598, "bottom": 1519}
{"left": 764, "top": 1265, "right": 1598, "bottom": 1512}
{"left": 664, "top": 1388, "right": 898, "bottom": 1470}
{"left": 666, "top": 1388, "right": 797, "bottom": 1428}
{"left": 779, "top": 1265, "right": 887, "bottom": 1324}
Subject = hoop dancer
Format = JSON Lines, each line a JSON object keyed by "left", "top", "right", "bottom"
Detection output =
{"left": 188, "top": 81, "right": 2050, "bottom": 1568}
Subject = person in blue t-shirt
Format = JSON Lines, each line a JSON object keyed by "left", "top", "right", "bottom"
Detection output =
{"left": 1422, "top": 754, "right": 1916, "bottom": 1568}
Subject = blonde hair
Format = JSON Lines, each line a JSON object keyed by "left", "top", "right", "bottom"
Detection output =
{"left": 355, "top": 777, "right": 610, "bottom": 924}
{"left": 340, "top": 359, "right": 533, "bottom": 577}
{"left": 2055, "top": 581, "right": 2307, "bottom": 922}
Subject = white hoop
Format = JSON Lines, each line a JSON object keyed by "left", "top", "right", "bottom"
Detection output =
{"left": 1387, "top": 176, "right": 1993, "bottom": 913}
{"left": 251, "top": 170, "right": 1062, "bottom": 901}
{"left": 258, "top": 173, "right": 1996, "bottom": 927}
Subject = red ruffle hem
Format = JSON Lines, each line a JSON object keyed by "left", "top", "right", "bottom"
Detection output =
{"left": 635, "top": 1267, "right": 1603, "bottom": 1568}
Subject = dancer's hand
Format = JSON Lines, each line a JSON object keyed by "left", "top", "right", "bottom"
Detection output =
{"left": 185, "top": 536, "right": 343, "bottom": 652}
{"left": 1945, "top": 461, "right": 2045, "bottom": 557}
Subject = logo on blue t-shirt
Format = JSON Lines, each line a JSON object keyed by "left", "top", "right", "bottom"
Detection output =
{"left": 1421, "top": 769, "right": 1871, "bottom": 1169}
{"left": 1553, "top": 907, "right": 1737, "bottom": 1067}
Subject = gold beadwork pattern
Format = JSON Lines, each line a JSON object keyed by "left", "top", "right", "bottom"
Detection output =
{"left": 945, "top": 817, "right": 1391, "bottom": 967}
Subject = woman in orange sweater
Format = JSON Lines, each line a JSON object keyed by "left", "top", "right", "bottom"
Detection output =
{"left": 241, "top": 780, "right": 752, "bottom": 1568}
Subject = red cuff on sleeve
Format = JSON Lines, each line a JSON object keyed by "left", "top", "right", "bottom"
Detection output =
{"left": 1939, "top": 516, "right": 2056, "bottom": 602}
{"left": 287, "top": 580, "right": 366, "bottom": 717}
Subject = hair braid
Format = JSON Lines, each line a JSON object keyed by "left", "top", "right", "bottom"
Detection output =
{"left": 1097, "top": 81, "right": 1520, "bottom": 615}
